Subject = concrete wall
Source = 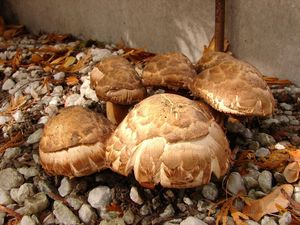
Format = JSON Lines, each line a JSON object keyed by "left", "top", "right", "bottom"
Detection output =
{"left": 1, "top": 0, "right": 300, "bottom": 85}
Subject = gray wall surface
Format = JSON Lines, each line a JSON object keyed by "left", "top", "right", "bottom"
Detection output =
{"left": 1, "top": 0, "right": 300, "bottom": 85}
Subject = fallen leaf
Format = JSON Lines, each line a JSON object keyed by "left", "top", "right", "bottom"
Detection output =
{"left": 31, "top": 53, "right": 43, "bottom": 63}
{"left": 264, "top": 76, "right": 292, "bottom": 86}
{"left": 230, "top": 207, "right": 249, "bottom": 225}
{"left": 11, "top": 49, "right": 22, "bottom": 70}
{"left": 243, "top": 184, "right": 293, "bottom": 221}
{"left": 0, "top": 132, "right": 24, "bottom": 154}
{"left": 3, "top": 25, "right": 25, "bottom": 39}
{"left": 289, "top": 150, "right": 300, "bottom": 162}
{"left": 63, "top": 56, "right": 76, "bottom": 68}
{"left": 65, "top": 75, "right": 79, "bottom": 86}
{"left": 283, "top": 162, "right": 300, "bottom": 183}
{"left": 43, "top": 33, "right": 71, "bottom": 43}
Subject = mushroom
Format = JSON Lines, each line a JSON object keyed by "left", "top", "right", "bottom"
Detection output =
{"left": 105, "top": 93, "right": 231, "bottom": 188}
{"left": 190, "top": 51, "right": 275, "bottom": 116}
{"left": 90, "top": 55, "right": 146, "bottom": 124}
{"left": 141, "top": 52, "right": 197, "bottom": 90}
{"left": 39, "top": 106, "right": 115, "bottom": 177}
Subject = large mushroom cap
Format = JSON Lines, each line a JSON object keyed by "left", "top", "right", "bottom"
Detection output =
{"left": 39, "top": 106, "right": 115, "bottom": 177}
{"left": 142, "top": 52, "right": 197, "bottom": 90}
{"left": 190, "top": 51, "right": 275, "bottom": 116}
{"left": 90, "top": 55, "right": 146, "bottom": 105}
{"left": 106, "top": 93, "right": 231, "bottom": 188}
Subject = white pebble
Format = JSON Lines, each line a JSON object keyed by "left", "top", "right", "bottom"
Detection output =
{"left": 180, "top": 216, "right": 207, "bottom": 225}
{"left": 58, "top": 177, "right": 73, "bottom": 197}
{"left": 26, "top": 129, "right": 43, "bottom": 144}
{"left": 129, "top": 187, "right": 143, "bottom": 205}
{"left": 88, "top": 186, "right": 111, "bottom": 209}
{"left": 12, "top": 110, "right": 23, "bottom": 122}
{"left": 53, "top": 72, "right": 65, "bottom": 80}
{"left": 2, "top": 78, "right": 15, "bottom": 90}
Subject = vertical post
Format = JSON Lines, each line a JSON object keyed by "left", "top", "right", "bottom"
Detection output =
{"left": 215, "top": 0, "right": 225, "bottom": 52}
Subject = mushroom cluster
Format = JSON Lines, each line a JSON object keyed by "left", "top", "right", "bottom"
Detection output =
{"left": 39, "top": 50, "right": 275, "bottom": 188}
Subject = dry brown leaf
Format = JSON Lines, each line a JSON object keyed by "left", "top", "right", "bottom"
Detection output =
{"left": 289, "top": 150, "right": 300, "bottom": 162}
{"left": 67, "top": 51, "right": 91, "bottom": 72}
{"left": 0, "top": 95, "right": 27, "bottom": 116}
{"left": 31, "top": 53, "right": 43, "bottom": 63}
{"left": 11, "top": 49, "right": 22, "bottom": 70}
{"left": 3, "top": 25, "right": 25, "bottom": 39}
{"left": 0, "top": 132, "right": 25, "bottom": 154}
{"left": 230, "top": 207, "right": 249, "bottom": 225}
{"left": 43, "top": 33, "right": 70, "bottom": 43}
{"left": 0, "top": 204, "right": 22, "bottom": 220}
{"left": 243, "top": 184, "right": 293, "bottom": 221}
{"left": 43, "top": 65, "right": 54, "bottom": 73}
{"left": 63, "top": 56, "right": 76, "bottom": 68}
{"left": 283, "top": 162, "right": 300, "bottom": 183}
{"left": 65, "top": 75, "right": 79, "bottom": 86}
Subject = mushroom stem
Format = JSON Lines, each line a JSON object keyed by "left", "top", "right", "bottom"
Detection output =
{"left": 215, "top": 0, "right": 225, "bottom": 52}
{"left": 106, "top": 101, "right": 129, "bottom": 125}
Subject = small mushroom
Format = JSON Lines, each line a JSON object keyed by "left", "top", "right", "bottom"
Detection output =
{"left": 190, "top": 51, "right": 275, "bottom": 116}
{"left": 142, "top": 52, "right": 197, "bottom": 90}
{"left": 90, "top": 55, "right": 146, "bottom": 124}
{"left": 106, "top": 93, "right": 231, "bottom": 188}
{"left": 39, "top": 106, "right": 115, "bottom": 177}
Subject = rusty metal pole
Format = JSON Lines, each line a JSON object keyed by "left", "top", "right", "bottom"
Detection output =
{"left": 215, "top": 0, "right": 225, "bottom": 52}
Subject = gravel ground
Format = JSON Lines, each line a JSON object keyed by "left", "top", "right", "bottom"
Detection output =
{"left": 0, "top": 33, "right": 300, "bottom": 225}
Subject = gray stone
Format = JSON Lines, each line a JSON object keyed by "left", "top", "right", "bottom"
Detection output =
{"left": 78, "top": 203, "right": 97, "bottom": 224}
{"left": 91, "top": 48, "right": 111, "bottom": 62}
{"left": 255, "top": 133, "right": 276, "bottom": 147}
{"left": 66, "top": 195, "right": 84, "bottom": 210}
{"left": 12, "top": 71, "right": 28, "bottom": 81}
{"left": 88, "top": 186, "right": 111, "bottom": 209}
{"left": 183, "top": 197, "right": 193, "bottom": 205}
{"left": 262, "top": 118, "right": 279, "bottom": 127}
{"left": 0, "top": 189, "right": 13, "bottom": 205}
{"left": 38, "top": 115, "right": 49, "bottom": 124}
{"left": 248, "top": 141, "right": 260, "bottom": 150}
{"left": 278, "top": 211, "right": 292, "bottom": 225}
{"left": 99, "top": 218, "right": 126, "bottom": 225}
{"left": 49, "top": 96, "right": 61, "bottom": 106}
{"left": 261, "top": 216, "right": 277, "bottom": 225}
{"left": 160, "top": 204, "right": 175, "bottom": 217}
{"left": 26, "top": 129, "right": 43, "bottom": 144}
{"left": 0, "top": 168, "right": 24, "bottom": 190}
{"left": 58, "top": 177, "right": 73, "bottom": 197}
{"left": 140, "top": 204, "right": 151, "bottom": 216}
{"left": 180, "top": 216, "right": 208, "bottom": 225}
{"left": 17, "top": 167, "right": 39, "bottom": 179}
{"left": 80, "top": 76, "right": 98, "bottom": 101}
{"left": 203, "top": 217, "right": 215, "bottom": 225}
{"left": 290, "top": 120, "right": 300, "bottom": 126}
{"left": 52, "top": 85, "right": 64, "bottom": 96}
{"left": 64, "top": 93, "right": 86, "bottom": 107}
{"left": 255, "top": 147, "right": 270, "bottom": 158}
{"left": 53, "top": 201, "right": 80, "bottom": 225}
{"left": 12, "top": 110, "right": 23, "bottom": 122}
{"left": 280, "top": 103, "right": 293, "bottom": 111}
{"left": 226, "top": 121, "right": 246, "bottom": 133}
{"left": 258, "top": 170, "right": 273, "bottom": 193}
{"left": 10, "top": 183, "right": 35, "bottom": 203}
{"left": 19, "top": 215, "right": 37, "bottom": 225}
{"left": 122, "top": 208, "right": 135, "bottom": 224}
{"left": 24, "top": 192, "right": 49, "bottom": 215}
{"left": 0, "top": 212, "right": 5, "bottom": 225}
{"left": 245, "top": 220, "right": 259, "bottom": 225}
{"left": 42, "top": 213, "right": 56, "bottom": 225}
{"left": 53, "top": 72, "right": 65, "bottom": 80}
{"left": 3, "top": 147, "right": 21, "bottom": 159}
{"left": 226, "top": 172, "right": 246, "bottom": 195}
{"left": 201, "top": 183, "right": 218, "bottom": 201}
{"left": 44, "top": 104, "right": 58, "bottom": 117}
{"left": 290, "top": 135, "right": 300, "bottom": 146}
{"left": 2, "top": 78, "right": 15, "bottom": 90}
{"left": 293, "top": 186, "right": 300, "bottom": 203}
{"left": 129, "top": 186, "right": 143, "bottom": 205}
{"left": 243, "top": 176, "right": 259, "bottom": 190}
{"left": 0, "top": 116, "right": 10, "bottom": 125}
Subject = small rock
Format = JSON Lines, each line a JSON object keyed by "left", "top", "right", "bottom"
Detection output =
{"left": 248, "top": 141, "right": 260, "bottom": 151}
{"left": 243, "top": 176, "right": 258, "bottom": 190}
{"left": 99, "top": 218, "right": 126, "bottom": 225}
{"left": 203, "top": 217, "right": 215, "bottom": 225}
{"left": 38, "top": 115, "right": 49, "bottom": 124}
{"left": 12, "top": 110, "right": 23, "bottom": 122}
{"left": 78, "top": 203, "right": 97, "bottom": 224}
{"left": 52, "top": 85, "right": 64, "bottom": 96}
{"left": 12, "top": 71, "right": 28, "bottom": 81}
{"left": 183, "top": 197, "right": 194, "bottom": 205}
{"left": 10, "top": 183, "right": 35, "bottom": 203}
{"left": 80, "top": 76, "right": 98, "bottom": 101}
{"left": 180, "top": 216, "right": 208, "bottom": 225}
{"left": 164, "top": 190, "right": 175, "bottom": 200}
{"left": 44, "top": 104, "right": 58, "bottom": 117}
{"left": 17, "top": 167, "right": 39, "bottom": 179}
{"left": 262, "top": 118, "right": 280, "bottom": 128}
{"left": 140, "top": 204, "right": 151, "bottom": 216}
{"left": 58, "top": 177, "right": 73, "bottom": 197}
{"left": 274, "top": 172, "right": 286, "bottom": 184}
{"left": 245, "top": 220, "right": 259, "bottom": 225}
{"left": 49, "top": 96, "right": 61, "bottom": 106}
{"left": 64, "top": 93, "right": 86, "bottom": 107}
{"left": 160, "top": 204, "right": 175, "bottom": 217}
{"left": 280, "top": 103, "right": 293, "bottom": 111}
{"left": 42, "top": 213, "right": 56, "bottom": 225}
{"left": 53, "top": 72, "right": 65, "bottom": 80}
{"left": 0, "top": 116, "right": 10, "bottom": 125}
{"left": 258, "top": 170, "right": 273, "bottom": 193}
{"left": 19, "top": 215, "right": 37, "bottom": 225}
{"left": 261, "top": 216, "right": 277, "bottom": 225}
{"left": 226, "top": 121, "right": 245, "bottom": 133}
{"left": 26, "top": 129, "right": 43, "bottom": 144}
{"left": 24, "top": 192, "right": 49, "bottom": 215}
{"left": 53, "top": 201, "right": 80, "bottom": 225}
{"left": 0, "top": 168, "right": 24, "bottom": 190}
{"left": 293, "top": 186, "right": 300, "bottom": 203}
{"left": 129, "top": 187, "right": 143, "bottom": 205}
{"left": 290, "top": 120, "right": 300, "bottom": 126}
{"left": 255, "top": 133, "right": 276, "bottom": 147}
{"left": 274, "top": 142, "right": 287, "bottom": 150}
{"left": 0, "top": 189, "right": 13, "bottom": 205}
{"left": 0, "top": 212, "right": 4, "bottom": 225}
{"left": 290, "top": 135, "right": 300, "bottom": 146}
{"left": 88, "top": 186, "right": 111, "bottom": 209}
{"left": 278, "top": 211, "right": 292, "bottom": 225}
{"left": 2, "top": 78, "right": 15, "bottom": 90}
{"left": 201, "top": 183, "right": 218, "bottom": 201}
{"left": 66, "top": 195, "right": 84, "bottom": 210}
{"left": 255, "top": 147, "right": 270, "bottom": 158}
{"left": 122, "top": 208, "right": 135, "bottom": 224}
{"left": 91, "top": 48, "right": 111, "bottom": 62}
{"left": 226, "top": 172, "right": 246, "bottom": 195}
{"left": 3, "top": 147, "right": 21, "bottom": 159}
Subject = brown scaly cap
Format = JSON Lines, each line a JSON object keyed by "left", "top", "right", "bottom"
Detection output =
{"left": 190, "top": 51, "right": 275, "bottom": 116}
{"left": 142, "top": 52, "right": 197, "bottom": 90}
{"left": 105, "top": 93, "right": 231, "bottom": 188}
{"left": 90, "top": 55, "right": 146, "bottom": 105}
{"left": 39, "top": 106, "right": 115, "bottom": 177}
